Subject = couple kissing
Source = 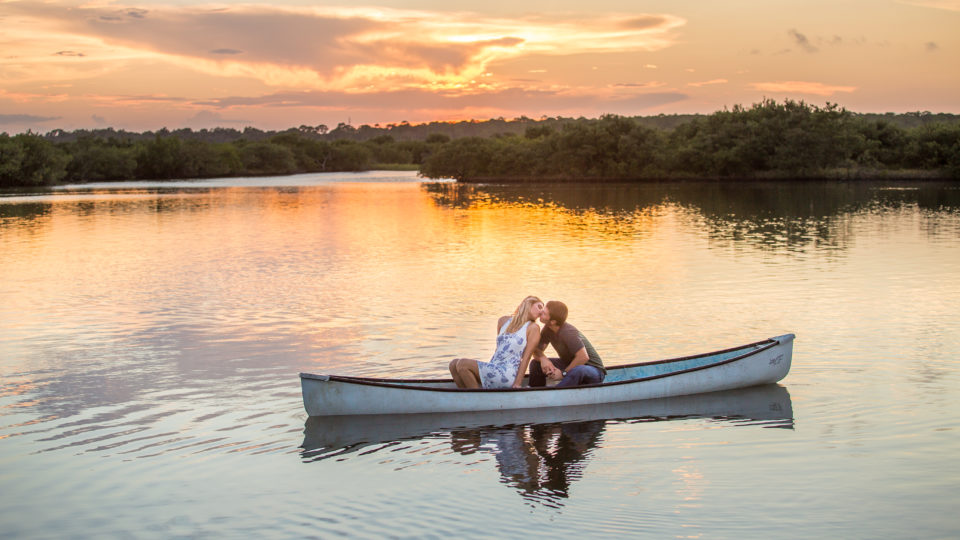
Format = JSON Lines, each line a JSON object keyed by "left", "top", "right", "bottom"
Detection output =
{"left": 449, "top": 297, "right": 606, "bottom": 390}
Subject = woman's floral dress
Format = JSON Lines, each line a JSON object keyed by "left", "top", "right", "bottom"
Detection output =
{"left": 477, "top": 318, "right": 531, "bottom": 389}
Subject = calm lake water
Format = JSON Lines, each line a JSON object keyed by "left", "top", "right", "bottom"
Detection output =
{"left": 1, "top": 171, "right": 959, "bottom": 538}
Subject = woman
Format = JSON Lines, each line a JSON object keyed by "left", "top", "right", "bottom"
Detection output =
{"left": 449, "top": 296, "right": 544, "bottom": 389}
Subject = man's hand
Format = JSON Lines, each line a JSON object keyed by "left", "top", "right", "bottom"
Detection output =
{"left": 541, "top": 360, "right": 563, "bottom": 381}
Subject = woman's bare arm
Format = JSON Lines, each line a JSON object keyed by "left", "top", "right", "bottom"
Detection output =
{"left": 512, "top": 324, "right": 542, "bottom": 388}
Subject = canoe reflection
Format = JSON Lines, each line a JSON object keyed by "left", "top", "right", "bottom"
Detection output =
{"left": 302, "top": 383, "right": 791, "bottom": 452}
{"left": 302, "top": 385, "right": 791, "bottom": 505}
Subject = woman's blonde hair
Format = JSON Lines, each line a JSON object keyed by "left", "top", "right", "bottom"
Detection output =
{"left": 505, "top": 296, "right": 542, "bottom": 334}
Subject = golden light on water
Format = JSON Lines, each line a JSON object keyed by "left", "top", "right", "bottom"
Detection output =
{"left": 2, "top": 177, "right": 960, "bottom": 537}
{"left": 4, "top": 178, "right": 960, "bottom": 381}
{"left": 2, "top": 182, "right": 699, "bottom": 378}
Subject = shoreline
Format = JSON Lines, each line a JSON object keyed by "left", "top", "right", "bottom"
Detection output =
{"left": 438, "top": 168, "right": 954, "bottom": 184}
{"left": 2, "top": 168, "right": 955, "bottom": 194}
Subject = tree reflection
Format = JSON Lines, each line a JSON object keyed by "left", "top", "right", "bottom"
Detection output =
{"left": 0, "top": 201, "right": 52, "bottom": 225}
{"left": 423, "top": 180, "right": 960, "bottom": 252}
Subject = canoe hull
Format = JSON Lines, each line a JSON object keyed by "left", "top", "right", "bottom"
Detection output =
{"left": 301, "top": 334, "right": 794, "bottom": 416}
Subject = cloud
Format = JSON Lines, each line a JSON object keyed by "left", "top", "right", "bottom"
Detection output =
{"left": 91, "top": 114, "right": 107, "bottom": 125}
{"left": 191, "top": 87, "right": 688, "bottom": 116}
{"left": 788, "top": 29, "right": 818, "bottom": 53}
{"left": 184, "top": 110, "right": 249, "bottom": 128}
{"left": 925, "top": 41, "right": 939, "bottom": 51}
{"left": 619, "top": 15, "right": 675, "bottom": 30}
{"left": 0, "top": 2, "right": 696, "bottom": 127}
{"left": 110, "top": 95, "right": 191, "bottom": 105}
{"left": 614, "top": 82, "right": 665, "bottom": 88}
{"left": 4, "top": 3, "right": 685, "bottom": 91}
{"left": 898, "top": 0, "right": 960, "bottom": 11}
{"left": 751, "top": 81, "right": 857, "bottom": 96}
{"left": 0, "top": 114, "right": 60, "bottom": 124}
{"left": 688, "top": 79, "right": 728, "bottom": 87}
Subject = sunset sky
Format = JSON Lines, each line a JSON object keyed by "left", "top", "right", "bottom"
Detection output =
{"left": 1, "top": 0, "right": 958, "bottom": 132}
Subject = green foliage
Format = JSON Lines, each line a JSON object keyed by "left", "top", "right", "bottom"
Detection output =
{"left": 329, "top": 139, "right": 373, "bottom": 171}
{"left": 137, "top": 136, "right": 187, "bottom": 179}
{"left": 419, "top": 137, "right": 495, "bottom": 180}
{"left": 2, "top": 101, "right": 958, "bottom": 187}
{"left": 524, "top": 125, "right": 554, "bottom": 139}
{"left": 65, "top": 137, "right": 138, "bottom": 182}
{"left": 421, "top": 100, "right": 960, "bottom": 181}
{"left": 905, "top": 123, "right": 960, "bottom": 177}
{"left": 396, "top": 140, "right": 431, "bottom": 164}
{"left": 425, "top": 133, "right": 450, "bottom": 144}
{"left": 0, "top": 131, "right": 383, "bottom": 186}
{"left": 0, "top": 133, "right": 69, "bottom": 187}
{"left": 239, "top": 141, "right": 298, "bottom": 175}
{"left": 0, "top": 134, "right": 27, "bottom": 187}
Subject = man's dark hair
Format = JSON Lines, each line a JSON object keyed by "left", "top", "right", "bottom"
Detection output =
{"left": 546, "top": 300, "right": 568, "bottom": 327}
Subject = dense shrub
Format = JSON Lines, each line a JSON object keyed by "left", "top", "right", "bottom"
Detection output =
{"left": 2, "top": 101, "right": 958, "bottom": 186}
{"left": 420, "top": 100, "right": 960, "bottom": 180}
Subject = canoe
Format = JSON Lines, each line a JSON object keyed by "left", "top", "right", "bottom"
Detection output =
{"left": 301, "top": 384, "right": 794, "bottom": 456}
{"left": 300, "top": 333, "right": 794, "bottom": 416}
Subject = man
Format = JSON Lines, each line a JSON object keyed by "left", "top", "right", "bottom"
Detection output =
{"left": 529, "top": 300, "right": 606, "bottom": 387}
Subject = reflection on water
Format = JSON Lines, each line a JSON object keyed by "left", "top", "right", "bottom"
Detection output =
{"left": 302, "top": 385, "right": 793, "bottom": 506}
{"left": 450, "top": 422, "right": 603, "bottom": 507}
{"left": 1, "top": 172, "right": 959, "bottom": 538}
{"left": 423, "top": 180, "right": 960, "bottom": 252}
{"left": 423, "top": 180, "right": 960, "bottom": 215}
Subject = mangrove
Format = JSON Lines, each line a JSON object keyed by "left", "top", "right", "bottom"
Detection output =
{"left": 0, "top": 100, "right": 958, "bottom": 188}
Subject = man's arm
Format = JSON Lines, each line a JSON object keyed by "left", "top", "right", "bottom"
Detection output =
{"left": 563, "top": 347, "right": 589, "bottom": 373}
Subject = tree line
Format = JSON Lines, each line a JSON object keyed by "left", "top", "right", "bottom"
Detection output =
{"left": 420, "top": 100, "right": 960, "bottom": 181}
{"left": 1, "top": 100, "right": 958, "bottom": 187}
{"left": 0, "top": 131, "right": 448, "bottom": 187}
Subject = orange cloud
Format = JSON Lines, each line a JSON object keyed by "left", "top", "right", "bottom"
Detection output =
{"left": 194, "top": 87, "right": 687, "bottom": 114}
{"left": 751, "top": 81, "right": 857, "bottom": 96}
{"left": 898, "top": 0, "right": 960, "bottom": 10}
{"left": 688, "top": 79, "right": 728, "bottom": 87}
{"left": 2, "top": 2, "right": 684, "bottom": 93}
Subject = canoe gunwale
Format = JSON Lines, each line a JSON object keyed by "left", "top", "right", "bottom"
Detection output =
{"left": 300, "top": 336, "right": 783, "bottom": 393}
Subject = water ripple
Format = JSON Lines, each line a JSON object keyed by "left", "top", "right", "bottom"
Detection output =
{"left": 1, "top": 178, "right": 959, "bottom": 538}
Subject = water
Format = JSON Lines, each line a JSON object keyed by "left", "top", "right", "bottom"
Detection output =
{"left": 1, "top": 171, "right": 958, "bottom": 538}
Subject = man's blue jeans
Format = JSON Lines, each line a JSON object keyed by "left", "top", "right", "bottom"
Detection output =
{"left": 556, "top": 365, "right": 605, "bottom": 387}
{"left": 529, "top": 359, "right": 605, "bottom": 387}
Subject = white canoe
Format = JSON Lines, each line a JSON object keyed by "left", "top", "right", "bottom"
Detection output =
{"left": 300, "top": 333, "right": 794, "bottom": 416}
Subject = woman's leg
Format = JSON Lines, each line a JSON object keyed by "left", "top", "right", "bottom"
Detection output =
{"left": 455, "top": 359, "right": 482, "bottom": 388}
{"left": 449, "top": 359, "right": 464, "bottom": 387}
